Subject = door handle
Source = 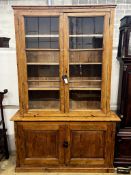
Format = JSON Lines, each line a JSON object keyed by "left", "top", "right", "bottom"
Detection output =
{"left": 62, "top": 75, "right": 68, "bottom": 84}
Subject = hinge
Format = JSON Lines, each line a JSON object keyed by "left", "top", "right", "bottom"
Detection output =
{"left": 124, "top": 65, "right": 127, "bottom": 71}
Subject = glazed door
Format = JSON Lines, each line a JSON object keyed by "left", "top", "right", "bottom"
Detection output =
{"left": 16, "top": 122, "right": 65, "bottom": 166}
{"left": 63, "top": 13, "right": 110, "bottom": 114}
{"left": 65, "top": 123, "right": 115, "bottom": 167}
{"left": 18, "top": 13, "right": 64, "bottom": 114}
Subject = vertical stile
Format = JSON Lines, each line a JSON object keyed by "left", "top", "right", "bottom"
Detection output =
{"left": 106, "top": 9, "right": 115, "bottom": 114}
{"left": 19, "top": 15, "right": 29, "bottom": 114}
{"left": 63, "top": 13, "right": 70, "bottom": 113}
{"left": 101, "top": 13, "right": 110, "bottom": 114}
{"left": 59, "top": 13, "right": 65, "bottom": 112}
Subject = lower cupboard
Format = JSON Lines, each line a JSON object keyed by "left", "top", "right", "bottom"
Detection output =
{"left": 15, "top": 121, "right": 116, "bottom": 172}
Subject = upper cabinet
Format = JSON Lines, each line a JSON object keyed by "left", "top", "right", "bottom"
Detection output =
{"left": 13, "top": 6, "right": 115, "bottom": 116}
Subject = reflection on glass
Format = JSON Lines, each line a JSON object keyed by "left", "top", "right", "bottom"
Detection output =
{"left": 128, "top": 32, "right": 131, "bottom": 55}
{"left": 28, "top": 90, "right": 59, "bottom": 109}
{"left": 121, "top": 32, "right": 125, "bottom": 57}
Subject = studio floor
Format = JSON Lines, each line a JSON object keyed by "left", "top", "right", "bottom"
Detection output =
{"left": 0, "top": 154, "right": 128, "bottom": 175}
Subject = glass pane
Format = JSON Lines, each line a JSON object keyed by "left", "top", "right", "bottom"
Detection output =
{"left": 27, "top": 65, "right": 59, "bottom": 89}
{"left": 70, "top": 65, "right": 102, "bottom": 78}
{"left": 128, "top": 32, "right": 131, "bottom": 55}
{"left": 69, "top": 17, "right": 104, "bottom": 35}
{"left": 24, "top": 16, "right": 59, "bottom": 49}
{"left": 28, "top": 90, "right": 59, "bottom": 109}
{"left": 69, "top": 16, "right": 104, "bottom": 49}
{"left": 24, "top": 16, "right": 60, "bottom": 110}
{"left": 25, "top": 17, "right": 38, "bottom": 35}
{"left": 26, "top": 37, "right": 59, "bottom": 49}
{"left": 27, "top": 65, "right": 60, "bottom": 109}
{"left": 69, "top": 37, "right": 103, "bottom": 49}
{"left": 70, "top": 90, "right": 101, "bottom": 110}
{"left": 25, "top": 17, "right": 59, "bottom": 35}
{"left": 69, "top": 16, "right": 103, "bottom": 110}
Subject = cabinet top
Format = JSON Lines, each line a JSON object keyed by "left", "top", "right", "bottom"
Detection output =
{"left": 120, "top": 16, "right": 131, "bottom": 28}
{"left": 12, "top": 5, "right": 116, "bottom": 10}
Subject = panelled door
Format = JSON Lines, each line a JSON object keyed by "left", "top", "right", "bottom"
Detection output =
{"left": 16, "top": 122, "right": 65, "bottom": 166}
{"left": 65, "top": 123, "right": 115, "bottom": 167}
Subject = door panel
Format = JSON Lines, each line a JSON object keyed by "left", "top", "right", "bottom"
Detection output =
{"left": 16, "top": 122, "right": 65, "bottom": 166}
{"left": 63, "top": 13, "right": 110, "bottom": 113}
{"left": 20, "top": 13, "right": 64, "bottom": 113}
{"left": 70, "top": 130, "right": 105, "bottom": 158}
{"left": 65, "top": 123, "right": 115, "bottom": 167}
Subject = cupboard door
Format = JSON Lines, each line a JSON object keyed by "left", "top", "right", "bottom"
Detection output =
{"left": 18, "top": 14, "right": 64, "bottom": 113}
{"left": 63, "top": 13, "right": 110, "bottom": 113}
{"left": 16, "top": 122, "right": 65, "bottom": 167}
{"left": 65, "top": 123, "right": 115, "bottom": 167}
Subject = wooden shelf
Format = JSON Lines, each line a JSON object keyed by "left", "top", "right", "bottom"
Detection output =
{"left": 70, "top": 77, "right": 101, "bottom": 81}
{"left": 70, "top": 62, "right": 102, "bottom": 65}
{"left": 27, "top": 62, "right": 59, "bottom": 65}
{"left": 69, "top": 79, "right": 101, "bottom": 82}
{"left": 28, "top": 77, "right": 59, "bottom": 81}
{"left": 28, "top": 79, "right": 59, "bottom": 82}
{"left": 69, "top": 87, "right": 101, "bottom": 90}
{"left": 69, "top": 34, "right": 103, "bottom": 37}
{"left": 28, "top": 87, "right": 59, "bottom": 90}
{"left": 26, "top": 34, "right": 59, "bottom": 38}
{"left": 26, "top": 48, "right": 60, "bottom": 51}
{"left": 69, "top": 48, "right": 103, "bottom": 51}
